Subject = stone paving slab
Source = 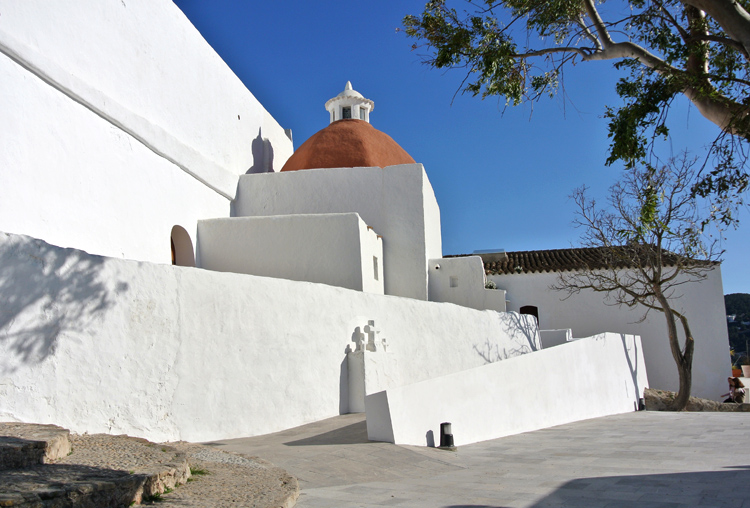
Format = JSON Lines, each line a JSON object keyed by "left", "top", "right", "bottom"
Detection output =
{"left": 214, "top": 412, "right": 750, "bottom": 508}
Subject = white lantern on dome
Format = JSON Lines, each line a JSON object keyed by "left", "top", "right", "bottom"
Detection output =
{"left": 325, "top": 81, "right": 374, "bottom": 124}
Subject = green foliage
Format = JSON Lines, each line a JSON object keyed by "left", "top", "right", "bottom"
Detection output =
{"left": 605, "top": 70, "right": 678, "bottom": 168}
{"left": 403, "top": 0, "right": 750, "bottom": 223}
{"left": 190, "top": 466, "right": 209, "bottom": 476}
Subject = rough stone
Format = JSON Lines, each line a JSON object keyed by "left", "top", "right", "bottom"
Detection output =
{"left": 0, "top": 423, "right": 71, "bottom": 470}
{"left": 0, "top": 424, "right": 299, "bottom": 507}
{"left": 644, "top": 387, "right": 750, "bottom": 411}
{"left": 0, "top": 428, "right": 190, "bottom": 506}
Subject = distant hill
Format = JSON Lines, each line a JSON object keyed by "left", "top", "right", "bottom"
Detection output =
{"left": 726, "top": 293, "right": 750, "bottom": 358}
{"left": 726, "top": 293, "right": 750, "bottom": 321}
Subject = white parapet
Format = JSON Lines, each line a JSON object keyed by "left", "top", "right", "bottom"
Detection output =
{"left": 198, "top": 213, "right": 384, "bottom": 294}
{"left": 428, "top": 256, "right": 506, "bottom": 312}
{"left": 365, "top": 332, "right": 649, "bottom": 447}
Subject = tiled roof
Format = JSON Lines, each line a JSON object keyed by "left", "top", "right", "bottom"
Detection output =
{"left": 446, "top": 246, "right": 715, "bottom": 275}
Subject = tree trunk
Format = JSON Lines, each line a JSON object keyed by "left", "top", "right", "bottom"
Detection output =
{"left": 654, "top": 289, "right": 692, "bottom": 410}
{"left": 672, "top": 313, "right": 696, "bottom": 411}
{"left": 672, "top": 352, "right": 693, "bottom": 411}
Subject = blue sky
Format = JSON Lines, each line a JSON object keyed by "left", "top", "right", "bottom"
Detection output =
{"left": 173, "top": 0, "right": 749, "bottom": 295}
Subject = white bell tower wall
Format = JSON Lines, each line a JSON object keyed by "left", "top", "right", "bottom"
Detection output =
{"left": 0, "top": 0, "right": 293, "bottom": 264}
{"left": 232, "top": 164, "right": 442, "bottom": 300}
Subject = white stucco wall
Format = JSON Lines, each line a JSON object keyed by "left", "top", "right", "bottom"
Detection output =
{"left": 428, "top": 257, "right": 507, "bottom": 312}
{"left": 0, "top": 231, "right": 537, "bottom": 443}
{"left": 0, "top": 0, "right": 293, "bottom": 264}
{"left": 233, "top": 164, "right": 442, "bottom": 300}
{"left": 365, "top": 332, "right": 648, "bottom": 447}
{"left": 197, "top": 214, "right": 384, "bottom": 293}
{"left": 489, "top": 269, "right": 730, "bottom": 399}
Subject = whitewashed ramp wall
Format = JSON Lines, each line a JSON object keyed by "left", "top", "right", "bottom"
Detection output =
{"left": 366, "top": 332, "right": 649, "bottom": 447}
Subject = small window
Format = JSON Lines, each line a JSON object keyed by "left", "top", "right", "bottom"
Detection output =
{"left": 450, "top": 276, "right": 458, "bottom": 288}
{"left": 342, "top": 106, "right": 351, "bottom": 119}
{"left": 359, "top": 108, "right": 366, "bottom": 120}
{"left": 373, "top": 256, "right": 379, "bottom": 281}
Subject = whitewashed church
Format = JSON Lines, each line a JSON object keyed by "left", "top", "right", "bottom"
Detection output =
{"left": 0, "top": 0, "right": 729, "bottom": 446}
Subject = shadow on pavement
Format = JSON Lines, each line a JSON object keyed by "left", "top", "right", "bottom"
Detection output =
{"left": 283, "top": 420, "right": 369, "bottom": 446}
{"left": 443, "top": 466, "right": 750, "bottom": 508}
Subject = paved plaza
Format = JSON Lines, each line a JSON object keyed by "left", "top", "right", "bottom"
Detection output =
{"left": 213, "top": 412, "right": 750, "bottom": 508}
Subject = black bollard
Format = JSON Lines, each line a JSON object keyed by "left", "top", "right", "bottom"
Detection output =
{"left": 439, "top": 422, "right": 456, "bottom": 450}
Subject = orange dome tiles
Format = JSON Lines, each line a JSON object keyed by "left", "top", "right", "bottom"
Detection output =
{"left": 280, "top": 119, "right": 415, "bottom": 172}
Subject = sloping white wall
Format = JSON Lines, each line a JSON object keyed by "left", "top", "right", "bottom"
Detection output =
{"left": 489, "top": 269, "right": 730, "bottom": 400}
{"left": 197, "top": 213, "right": 384, "bottom": 293}
{"left": 366, "top": 333, "right": 648, "bottom": 447}
{"left": 233, "top": 164, "right": 442, "bottom": 300}
{"left": 0, "top": 0, "right": 293, "bottom": 264}
{"left": 428, "top": 257, "right": 507, "bottom": 312}
{"left": 0, "top": 231, "right": 537, "bottom": 443}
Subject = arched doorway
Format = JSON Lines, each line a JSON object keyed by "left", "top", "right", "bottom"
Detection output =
{"left": 170, "top": 225, "right": 195, "bottom": 267}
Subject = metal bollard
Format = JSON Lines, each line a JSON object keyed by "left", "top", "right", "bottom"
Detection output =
{"left": 439, "top": 422, "right": 456, "bottom": 450}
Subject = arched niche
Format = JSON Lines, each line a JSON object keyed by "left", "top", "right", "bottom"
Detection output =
{"left": 170, "top": 225, "right": 195, "bottom": 267}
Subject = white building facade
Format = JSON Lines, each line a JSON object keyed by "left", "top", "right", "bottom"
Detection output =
{"left": 481, "top": 249, "right": 730, "bottom": 400}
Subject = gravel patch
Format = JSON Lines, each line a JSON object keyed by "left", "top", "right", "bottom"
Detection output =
{"left": 185, "top": 446, "right": 269, "bottom": 469}
{"left": 155, "top": 442, "right": 298, "bottom": 508}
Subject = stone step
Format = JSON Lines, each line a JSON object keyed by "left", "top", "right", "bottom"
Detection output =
{"left": 0, "top": 424, "right": 190, "bottom": 507}
{"left": 0, "top": 423, "right": 72, "bottom": 471}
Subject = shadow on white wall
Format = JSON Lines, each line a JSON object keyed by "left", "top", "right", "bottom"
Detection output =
{"left": 0, "top": 234, "right": 127, "bottom": 370}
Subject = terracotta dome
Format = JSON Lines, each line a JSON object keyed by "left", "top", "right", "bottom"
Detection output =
{"left": 280, "top": 119, "right": 415, "bottom": 172}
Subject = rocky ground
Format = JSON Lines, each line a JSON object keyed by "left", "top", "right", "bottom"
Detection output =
{"left": 644, "top": 387, "right": 750, "bottom": 411}
{"left": 0, "top": 424, "right": 299, "bottom": 507}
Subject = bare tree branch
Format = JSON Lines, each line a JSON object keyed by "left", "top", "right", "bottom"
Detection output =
{"left": 554, "top": 154, "right": 723, "bottom": 410}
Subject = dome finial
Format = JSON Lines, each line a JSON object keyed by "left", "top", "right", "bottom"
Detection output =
{"left": 325, "top": 82, "right": 375, "bottom": 124}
